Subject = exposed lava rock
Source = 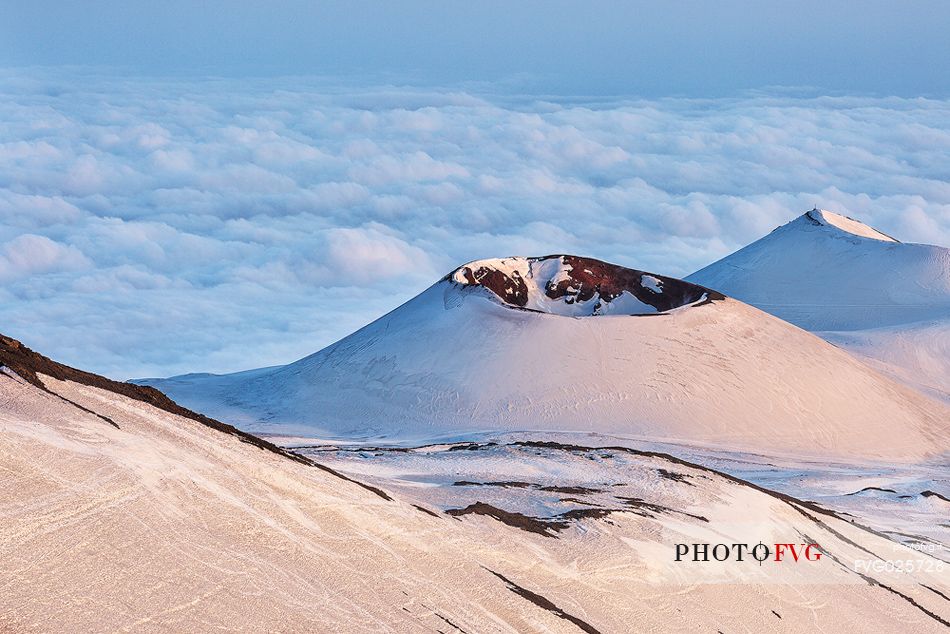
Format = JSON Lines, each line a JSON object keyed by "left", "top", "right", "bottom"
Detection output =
{"left": 455, "top": 264, "right": 530, "bottom": 307}
{"left": 616, "top": 496, "right": 708, "bottom": 523}
{"left": 447, "top": 501, "right": 619, "bottom": 538}
{"left": 846, "top": 486, "right": 898, "bottom": 496}
{"left": 449, "top": 255, "right": 723, "bottom": 315}
{"left": 657, "top": 468, "right": 694, "bottom": 485}
{"left": 486, "top": 569, "right": 603, "bottom": 634}
{"left": 453, "top": 480, "right": 533, "bottom": 488}
{"left": 451, "top": 481, "right": 601, "bottom": 494}
{"left": 447, "top": 502, "right": 556, "bottom": 536}
{"left": 546, "top": 255, "right": 704, "bottom": 311}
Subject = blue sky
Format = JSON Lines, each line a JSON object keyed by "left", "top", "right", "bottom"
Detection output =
{"left": 4, "top": 1, "right": 950, "bottom": 96}
{"left": 1, "top": 4, "right": 949, "bottom": 378}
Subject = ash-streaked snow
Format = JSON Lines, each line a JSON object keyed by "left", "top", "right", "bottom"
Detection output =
{"left": 2, "top": 364, "right": 949, "bottom": 632}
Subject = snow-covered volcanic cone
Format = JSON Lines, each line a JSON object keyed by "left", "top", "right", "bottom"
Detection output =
{"left": 140, "top": 255, "right": 948, "bottom": 460}
{"left": 688, "top": 209, "right": 950, "bottom": 400}
{"left": 688, "top": 208, "right": 950, "bottom": 331}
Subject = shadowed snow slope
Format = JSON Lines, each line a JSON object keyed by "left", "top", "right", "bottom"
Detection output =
{"left": 139, "top": 256, "right": 949, "bottom": 461}
{"left": 3, "top": 336, "right": 950, "bottom": 632}
{"left": 687, "top": 209, "right": 950, "bottom": 400}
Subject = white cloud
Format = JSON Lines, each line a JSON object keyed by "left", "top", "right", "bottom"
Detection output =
{"left": 324, "top": 224, "right": 436, "bottom": 285}
{"left": 0, "top": 70, "right": 948, "bottom": 378}
{"left": 0, "top": 191, "right": 82, "bottom": 227}
{"left": 0, "top": 234, "right": 90, "bottom": 281}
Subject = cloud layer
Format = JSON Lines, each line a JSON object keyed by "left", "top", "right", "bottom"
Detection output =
{"left": 2, "top": 71, "right": 949, "bottom": 378}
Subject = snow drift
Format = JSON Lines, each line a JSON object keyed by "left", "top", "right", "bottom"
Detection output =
{"left": 139, "top": 255, "right": 949, "bottom": 461}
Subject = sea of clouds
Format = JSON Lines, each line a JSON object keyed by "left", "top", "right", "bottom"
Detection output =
{"left": 2, "top": 70, "right": 949, "bottom": 378}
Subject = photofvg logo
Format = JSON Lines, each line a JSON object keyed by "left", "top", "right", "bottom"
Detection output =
{"left": 675, "top": 542, "right": 823, "bottom": 564}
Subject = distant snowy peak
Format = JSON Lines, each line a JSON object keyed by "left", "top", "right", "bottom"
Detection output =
{"left": 803, "top": 208, "right": 899, "bottom": 243}
{"left": 686, "top": 208, "right": 950, "bottom": 399}
{"left": 448, "top": 255, "right": 721, "bottom": 316}
{"left": 688, "top": 208, "right": 950, "bottom": 331}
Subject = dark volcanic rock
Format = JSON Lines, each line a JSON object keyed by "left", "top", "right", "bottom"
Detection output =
{"left": 455, "top": 263, "right": 530, "bottom": 307}
{"left": 449, "top": 255, "right": 723, "bottom": 315}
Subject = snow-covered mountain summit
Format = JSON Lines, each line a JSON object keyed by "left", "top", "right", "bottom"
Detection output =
{"left": 138, "top": 255, "right": 949, "bottom": 460}
{"left": 688, "top": 209, "right": 950, "bottom": 400}
{"left": 808, "top": 208, "right": 899, "bottom": 242}
{"left": 687, "top": 208, "right": 950, "bottom": 331}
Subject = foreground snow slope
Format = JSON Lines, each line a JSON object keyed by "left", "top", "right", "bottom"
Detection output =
{"left": 142, "top": 256, "right": 949, "bottom": 461}
{"left": 3, "top": 335, "right": 949, "bottom": 632}
{"left": 687, "top": 208, "right": 950, "bottom": 399}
